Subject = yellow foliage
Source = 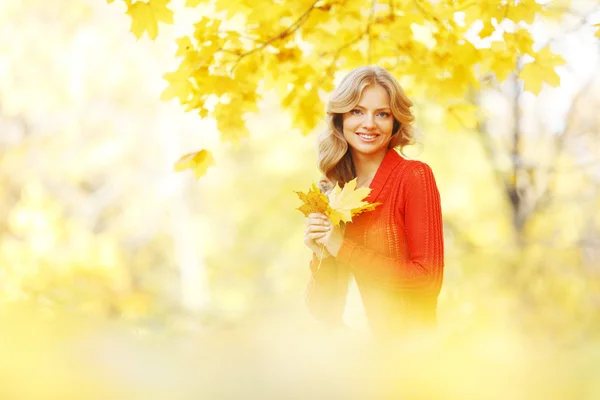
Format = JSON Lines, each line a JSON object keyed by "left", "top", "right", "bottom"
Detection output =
{"left": 0, "top": 184, "right": 142, "bottom": 317}
{"left": 463, "top": 1, "right": 508, "bottom": 26}
{"left": 107, "top": 0, "right": 588, "bottom": 141}
{"left": 483, "top": 41, "right": 517, "bottom": 83}
{"left": 506, "top": 0, "right": 542, "bottom": 24}
{"left": 519, "top": 47, "right": 566, "bottom": 95}
{"left": 124, "top": 0, "right": 173, "bottom": 40}
{"left": 478, "top": 21, "right": 495, "bottom": 39}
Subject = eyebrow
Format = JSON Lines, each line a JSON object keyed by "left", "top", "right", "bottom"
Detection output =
{"left": 354, "top": 105, "right": 391, "bottom": 111}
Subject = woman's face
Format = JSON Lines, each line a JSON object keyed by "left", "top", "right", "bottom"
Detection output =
{"left": 342, "top": 84, "right": 395, "bottom": 160}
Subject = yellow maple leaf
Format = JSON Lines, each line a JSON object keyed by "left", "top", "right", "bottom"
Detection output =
{"left": 503, "top": 30, "right": 535, "bottom": 55}
{"left": 213, "top": 101, "right": 250, "bottom": 141}
{"left": 351, "top": 201, "right": 381, "bottom": 218}
{"left": 294, "top": 183, "right": 330, "bottom": 217}
{"left": 487, "top": 41, "right": 517, "bottom": 83}
{"left": 174, "top": 36, "right": 194, "bottom": 57}
{"left": 519, "top": 47, "right": 566, "bottom": 95}
{"left": 126, "top": 0, "right": 174, "bottom": 40}
{"left": 174, "top": 149, "right": 215, "bottom": 179}
{"left": 160, "top": 70, "right": 193, "bottom": 103}
{"left": 507, "top": 0, "right": 542, "bottom": 25}
{"left": 328, "top": 178, "right": 376, "bottom": 226}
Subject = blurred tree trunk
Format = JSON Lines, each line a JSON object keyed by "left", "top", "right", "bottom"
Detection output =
{"left": 157, "top": 116, "right": 209, "bottom": 312}
{"left": 509, "top": 58, "right": 524, "bottom": 239}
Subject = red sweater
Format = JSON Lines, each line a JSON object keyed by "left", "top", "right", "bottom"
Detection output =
{"left": 305, "top": 148, "right": 444, "bottom": 336}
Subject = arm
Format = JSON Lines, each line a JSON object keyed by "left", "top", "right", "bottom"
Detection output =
{"left": 305, "top": 252, "right": 349, "bottom": 327}
{"left": 334, "top": 162, "right": 444, "bottom": 294}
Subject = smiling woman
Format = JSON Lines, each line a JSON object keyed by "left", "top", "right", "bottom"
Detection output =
{"left": 302, "top": 66, "right": 444, "bottom": 340}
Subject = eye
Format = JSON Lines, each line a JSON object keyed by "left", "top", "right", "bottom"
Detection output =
{"left": 377, "top": 112, "right": 390, "bottom": 118}
{"left": 351, "top": 109, "right": 362, "bottom": 115}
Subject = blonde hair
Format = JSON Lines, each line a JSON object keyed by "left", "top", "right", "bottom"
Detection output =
{"left": 317, "top": 66, "right": 415, "bottom": 194}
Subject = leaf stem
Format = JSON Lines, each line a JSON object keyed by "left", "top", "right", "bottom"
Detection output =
{"left": 316, "top": 244, "right": 325, "bottom": 271}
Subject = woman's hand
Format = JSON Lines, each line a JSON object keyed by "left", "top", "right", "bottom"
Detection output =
{"left": 304, "top": 213, "right": 333, "bottom": 257}
{"left": 314, "top": 215, "right": 344, "bottom": 257}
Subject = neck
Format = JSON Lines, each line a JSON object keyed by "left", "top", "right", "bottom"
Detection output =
{"left": 351, "top": 149, "right": 387, "bottom": 184}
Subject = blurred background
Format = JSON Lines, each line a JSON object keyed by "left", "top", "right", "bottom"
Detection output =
{"left": 1, "top": 0, "right": 600, "bottom": 398}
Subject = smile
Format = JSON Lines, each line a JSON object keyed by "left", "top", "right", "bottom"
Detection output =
{"left": 357, "top": 133, "right": 379, "bottom": 142}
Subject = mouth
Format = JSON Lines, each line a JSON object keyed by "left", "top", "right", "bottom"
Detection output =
{"left": 356, "top": 132, "right": 379, "bottom": 142}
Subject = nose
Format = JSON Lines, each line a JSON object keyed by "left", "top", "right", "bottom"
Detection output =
{"left": 362, "top": 113, "right": 376, "bottom": 130}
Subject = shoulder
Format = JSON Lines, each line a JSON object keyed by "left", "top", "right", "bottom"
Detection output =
{"left": 378, "top": 151, "right": 439, "bottom": 197}
{"left": 379, "top": 152, "right": 436, "bottom": 186}
{"left": 399, "top": 159, "right": 439, "bottom": 197}
{"left": 406, "top": 159, "right": 435, "bottom": 176}
{"left": 396, "top": 157, "right": 436, "bottom": 181}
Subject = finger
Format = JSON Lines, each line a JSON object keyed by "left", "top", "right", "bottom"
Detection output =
{"left": 304, "top": 226, "right": 330, "bottom": 235}
{"left": 306, "top": 226, "right": 328, "bottom": 234}
{"left": 308, "top": 232, "right": 326, "bottom": 240}
{"left": 306, "top": 225, "right": 330, "bottom": 233}
{"left": 305, "top": 224, "right": 328, "bottom": 233}
{"left": 307, "top": 218, "right": 330, "bottom": 227}
{"left": 308, "top": 214, "right": 330, "bottom": 223}
{"left": 308, "top": 213, "right": 327, "bottom": 219}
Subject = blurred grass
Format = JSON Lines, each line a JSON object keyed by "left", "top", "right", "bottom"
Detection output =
{"left": 1, "top": 302, "right": 600, "bottom": 399}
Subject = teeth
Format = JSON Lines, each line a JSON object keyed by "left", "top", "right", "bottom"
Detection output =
{"left": 359, "top": 134, "right": 377, "bottom": 139}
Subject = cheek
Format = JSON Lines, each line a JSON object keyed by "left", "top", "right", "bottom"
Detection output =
{"left": 342, "top": 116, "right": 358, "bottom": 133}
{"left": 380, "top": 118, "right": 394, "bottom": 133}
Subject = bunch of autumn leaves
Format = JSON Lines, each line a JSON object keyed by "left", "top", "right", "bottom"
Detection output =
{"left": 295, "top": 178, "right": 381, "bottom": 226}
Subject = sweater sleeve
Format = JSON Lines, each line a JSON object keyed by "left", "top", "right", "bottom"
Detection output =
{"left": 334, "top": 162, "right": 444, "bottom": 294}
{"left": 304, "top": 252, "right": 349, "bottom": 327}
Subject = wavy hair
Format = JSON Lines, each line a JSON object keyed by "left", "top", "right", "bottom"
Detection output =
{"left": 317, "top": 66, "right": 415, "bottom": 194}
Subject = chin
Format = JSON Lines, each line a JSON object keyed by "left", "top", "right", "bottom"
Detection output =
{"left": 350, "top": 144, "right": 387, "bottom": 156}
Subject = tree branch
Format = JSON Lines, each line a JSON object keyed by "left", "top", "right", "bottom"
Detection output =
{"left": 541, "top": 7, "right": 600, "bottom": 49}
{"left": 230, "top": 0, "right": 320, "bottom": 73}
{"left": 317, "top": 32, "right": 366, "bottom": 87}
{"left": 413, "top": 0, "right": 441, "bottom": 25}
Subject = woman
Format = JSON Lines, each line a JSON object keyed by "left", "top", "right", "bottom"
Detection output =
{"left": 303, "top": 66, "right": 444, "bottom": 339}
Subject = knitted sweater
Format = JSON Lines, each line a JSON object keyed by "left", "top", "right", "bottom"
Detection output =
{"left": 305, "top": 148, "right": 444, "bottom": 336}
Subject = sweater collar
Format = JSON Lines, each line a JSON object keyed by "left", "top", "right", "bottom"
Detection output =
{"left": 366, "top": 148, "right": 403, "bottom": 203}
